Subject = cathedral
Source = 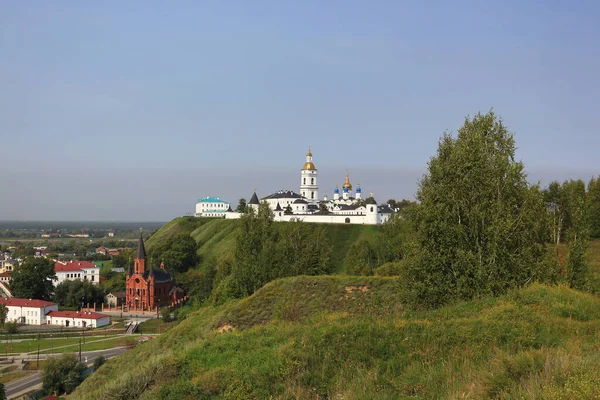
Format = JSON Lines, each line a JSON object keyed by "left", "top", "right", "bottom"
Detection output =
{"left": 125, "top": 232, "right": 184, "bottom": 311}
{"left": 223, "top": 148, "right": 394, "bottom": 225}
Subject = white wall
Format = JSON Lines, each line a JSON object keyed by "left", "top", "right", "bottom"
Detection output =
{"left": 46, "top": 314, "right": 110, "bottom": 328}
{"left": 55, "top": 267, "right": 100, "bottom": 286}
{"left": 6, "top": 304, "right": 58, "bottom": 325}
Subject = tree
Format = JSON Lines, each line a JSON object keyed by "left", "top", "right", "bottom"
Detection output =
{"left": 53, "top": 279, "right": 105, "bottom": 308}
{"left": 588, "top": 177, "right": 600, "bottom": 239}
{"left": 112, "top": 248, "right": 134, "bottom": 270}
{"left": 564, "top": 182, "right": 590, "bottom": 289}
{"left": 10, "top": 257, "right": 56, "bottom": 300}
{"left": 0, "top": 305, "right": 7, "bottom": 326}
{"left": 93, "top": 355, "right": 106, "bottom": 371}
{"left": 405, "top": 111, "right": 550, "bottom": 308}
{"left": 42, "top": 353, "right": 85, "bottom": 395}
{"left": 0, "top": 382, "right": 5, "bottom": 400}
{"left": 235, "top": 198, "right": 247, "bottom": 213}
{"left": 149, "top": 233, "right": 199, "bottom": 274}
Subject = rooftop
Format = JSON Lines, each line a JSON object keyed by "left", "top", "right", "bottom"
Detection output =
{"left": 47, "top": 310, "right": 109, "bottom": 320}
{"left": 0, "top": 298, "right": 56, "bottom": 308}
{"left": 197, "top": 197, "right": 229, "bottom": 203}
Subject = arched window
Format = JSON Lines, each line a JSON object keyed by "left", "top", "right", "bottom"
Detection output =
{"left": 303, "top": 178, "right": 306, "bottom": 184}
{"left": 311, "top": 178, "right": 314, "bottom": 185}
{"left": 311, "top": 192, "right": 314, "bottom": 199}
{"left": 345, "top": 218, "right": 350, "bottom": 224}
{"left": 370, "top": 207, "right": 374, "bottom": 212}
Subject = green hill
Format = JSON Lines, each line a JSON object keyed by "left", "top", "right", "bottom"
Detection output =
{"left": 148, "top": 217, "right": 383, "bottom": 274}
{"left": 73, "top": 277, "right": 600, "bottom": 399}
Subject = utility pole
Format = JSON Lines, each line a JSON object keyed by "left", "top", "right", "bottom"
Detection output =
{"left": 79, "top": 339, "right": 82, "bottom": 362}
{"left": 37, "top": 344, "right": 40, "bottom": 368}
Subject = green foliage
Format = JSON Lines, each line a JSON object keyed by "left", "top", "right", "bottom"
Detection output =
{"left": 161, "top": 307, "right": 172, "bottom": 322}
{"left": 214, "top": 204, "right": 334, "bottom": 303}
{"left": 4, "top": 321, "right": 17, "bottom": 334}
{"left": 42, "top": 353, "right": 86, "bottom": 395}
{"left": 70, "top": 280, "right": 600, "bottom": 400}
{"left": 53, "top": 279, "right": 105, "bottom": 308}
{"left": 565, "top": 183, "right": 590, "bottom": 289}
{"left": 235, "top": 198, "right": 246, "bottom": 213}
{"left": 589, "top": 177, "right": 600, "bottom": 239}
{"left": 10, "top": 257, "right": 56, "bottom": 300}
{"left": 407, "top": 111, "right": 551, "bottom": 308}
{"left": 149, "top": 232, "right": 199, "bottom": 274}
{"left": 93, "top": 355, "right": 106, "bottom": 371}
{"left": 0, "top": 305, "right": 7, "bottom": 326}
{"left": 0, "top": 382, "right": 5, "bottom": 400}
{"left": 111, "top": 248, "right": 134, "bottom": 270}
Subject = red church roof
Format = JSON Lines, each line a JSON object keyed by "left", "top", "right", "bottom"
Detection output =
{"left": 54, "top": 260, "right": 98, "bottom": 271}
{"left": 0, "top": 298, "right": 56, "bottom": 308}
{"left": 0, "top": 271, "right": 11, "bottom": 277}
{"left": 47, "top": 310, "right": 109, "bottom": 320}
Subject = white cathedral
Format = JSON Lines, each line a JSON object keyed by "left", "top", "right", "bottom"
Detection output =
{"left": 213, "top": 148, "right": 394, "bottom": 225}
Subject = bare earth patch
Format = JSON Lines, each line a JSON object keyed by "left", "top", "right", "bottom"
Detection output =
{"left": 217, "top": 324, "right": 235, "bottom": 334}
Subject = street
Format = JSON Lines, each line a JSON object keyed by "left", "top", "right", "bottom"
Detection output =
{"left": 5, "top": 346, "right": 129, "bottom": 399}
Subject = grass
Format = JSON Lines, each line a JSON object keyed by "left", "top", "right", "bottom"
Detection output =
{"left": 0, "top": 371, "right": 31, "bottom": 384}
{"left": 156, "top": 217, "right": 383, "bottom": 274}
{"left": 71, "top": 277, "right": 600, "bottom": 400}
{"left": 0, "top": 335, "right": 122, "bottom": 354}
{"left": 136, "top": 319, "right": 178, "bottom": 334}
{"left": 0, "top": 365, "right": 18, "bottom": 373}
{"left": 23, "top": 359, "right": 47, "bottom": 370}
{"left": 39, "top": 336, "right": 136, "bottom": 354}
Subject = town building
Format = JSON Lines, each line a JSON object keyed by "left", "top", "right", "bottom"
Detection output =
{"left": 46, "top": 310, "right": 110, "bottom": 328}
{"left": 0, "top": 256, "right": 16, "bottom": 273}
{"left": 125, "top": 232, "right": 184, "bottom": 311}
{"left": 54, "top": 260, "right": 100, "bottom": 285}
{"left": 0, "top": 298, "right": 58, "bottom": 325}
{"left": 105, "top": 291, "right": 126, "bottom": 308}
{"left": 222, "top": 148, "right": 394, "bottom": 225}
{"left": 195, "top": 197, "right": 232, "bottom": 217}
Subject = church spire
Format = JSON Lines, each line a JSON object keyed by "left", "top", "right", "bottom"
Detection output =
{"left": 136, "top": 228, "right": 146, "bottom": 260}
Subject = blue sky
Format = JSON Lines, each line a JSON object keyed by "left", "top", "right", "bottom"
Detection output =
{"left": 1, "top": 1, "right": 599, "bottom": 221}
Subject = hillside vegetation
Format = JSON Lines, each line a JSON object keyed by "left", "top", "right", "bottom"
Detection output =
{"left": 73, "top": 277, "right": 600, "bottom": 399}
{"left": 147, "top": 216, "right": 384, "bottom": 275}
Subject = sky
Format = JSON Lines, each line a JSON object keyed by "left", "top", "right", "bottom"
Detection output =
{"left": 1, "top": 1, "right": 599, "bottom": 221}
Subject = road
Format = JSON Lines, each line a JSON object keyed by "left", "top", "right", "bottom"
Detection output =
{"left": 6, "top": 347, "right": 129, "bottom": 399}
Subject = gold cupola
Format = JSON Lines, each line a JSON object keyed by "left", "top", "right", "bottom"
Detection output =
{"left": 342, "top": 170, "right": 352, "bottom": 190}
{"left": 302, "top": 147, "right": 317, "bottom": 171}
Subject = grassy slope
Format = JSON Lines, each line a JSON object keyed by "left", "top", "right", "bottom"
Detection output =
{"left": 73, "top": 277, "right": 600, "bottom": 400}
{"left": 145, "top": 217, "right": 219, "bottom": 249}
{"left": 152, "top": 217, "right": 382, "bottom": 274}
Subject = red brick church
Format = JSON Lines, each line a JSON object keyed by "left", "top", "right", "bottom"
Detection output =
{"left": 125, "top": 232, "right": 184, "bottom": 311}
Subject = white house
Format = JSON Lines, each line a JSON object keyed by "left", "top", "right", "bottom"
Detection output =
{"left": 0, "top": 298, "right": 58, "bottom": 325}
{"left": 46, "top": 310, "right": 110, "bottom": 328}
{"left": 195, "top": 197, "right": 231, "bottom": 217}
{"left": 54, "top": 260, "right": 100, "bottom": 285}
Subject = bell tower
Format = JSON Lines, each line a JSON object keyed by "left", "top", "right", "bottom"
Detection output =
{"left": 300, "top": 147, "right": 319, "bottom": 203}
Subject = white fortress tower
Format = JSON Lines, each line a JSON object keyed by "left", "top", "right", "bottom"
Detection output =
{"left": 300, "top": 148, "right": 319, "bottom": 203}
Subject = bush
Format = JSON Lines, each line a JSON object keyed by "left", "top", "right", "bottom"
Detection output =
{"left": 93, "top": 355, "right": 106, "bottom": 371}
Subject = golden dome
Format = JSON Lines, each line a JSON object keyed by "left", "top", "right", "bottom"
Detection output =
{"left": 342, "top": 173, "right": 352, "bottom": 189}
{"left": 302, "top": 161, "right": 317, "bottom": 171}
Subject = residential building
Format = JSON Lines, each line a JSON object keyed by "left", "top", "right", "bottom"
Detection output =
{"left": 46, "top": 310, "right": 110, "bottom": 328}
{"left": 105, "top": 291, "right": 126, "bottom": 307}
{"left": 0, "top": 298, "right": 58, "bottom": 325}
{"left": 54, "top": 260, "right": 100, "bottom": 285}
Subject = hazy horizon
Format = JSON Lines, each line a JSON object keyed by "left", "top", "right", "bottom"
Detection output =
{"left": 2, "top": 2, "right": 599, "bottom": 221}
